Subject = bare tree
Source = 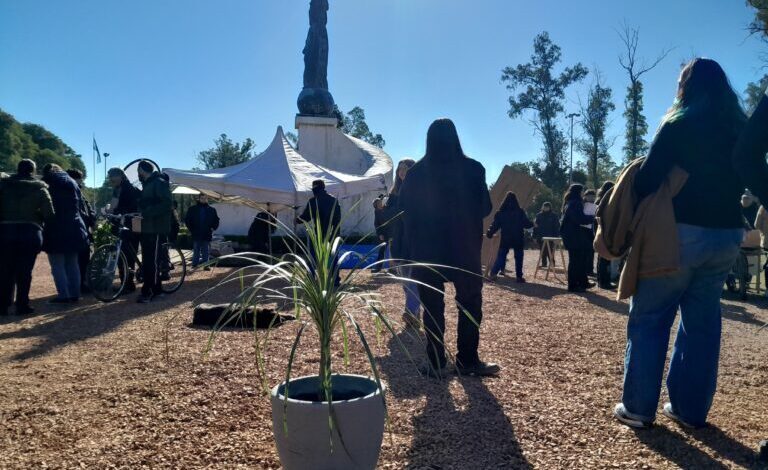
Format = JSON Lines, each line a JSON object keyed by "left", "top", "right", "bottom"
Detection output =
{"left": 618, "top": 22, "right": 673, "bottom": 163}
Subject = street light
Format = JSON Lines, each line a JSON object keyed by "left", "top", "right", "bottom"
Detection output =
{"left": 567, "top": 113, "right": 580, "bottom": 187}
{"left": 103, "top": 153, "right": 110, "bottom": 180}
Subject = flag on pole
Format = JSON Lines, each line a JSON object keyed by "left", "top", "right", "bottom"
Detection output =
{"left": 93, "top": 137, "right": 102, "bottom": 164}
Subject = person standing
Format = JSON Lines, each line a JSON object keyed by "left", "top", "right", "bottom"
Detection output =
{"left": 248, "top": 211, "right": 276, "bottom": 255}
{"left": 487, "top": 192, "right": 533, "bottom": 282}
{"left": 613, "top": 59, "right": 747, "bottom": 429}
{"left": 384, "top": 159, "right": 421, "bottom": 328}
{"left": 583, "top": 189, "right": 598, "bottom": 277}
{"left": 400, "top": 118, "right": 498, "bottom": 377}
{"left": 534, "top": 202, "right": 560, "bottom": 267}
{"left": 107, "top": 167, "right": 142, "bottom": 294}
{"left": 66, "top": 169, "right": 96, "bottom": 293}
{"left": 0, "top": 160, "right": 54, "bottom": 315}
{"left": 297, "top": 180, "right": 341, "bottom": 285}
{"left": 41, "top": 164, "right": 89, "bottom": 304}
{"left": 136, "top": 160, "right": 173, "bottom": 303}
{"left": 372, "top": 196, "right": 389, "bottom": 273}
{"left": 595, "top": 181, "right": 616, "bottom": 289}
{"left": 560, "top": 184, "right": 595, "bottom": 293}
{"left": 184, "top": 194, "right": 220, "bottom": 270}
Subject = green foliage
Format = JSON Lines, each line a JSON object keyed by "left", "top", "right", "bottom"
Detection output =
{"left": 744, "top": 75, "right": 768, "bottom": 115}
{"left": 92, "top": 221, "right": 116, "bottom": 248}
{"left": 336, "top": 106, "right": 386, "bottom": 148}
{"left": 0, "top": 108, "right": 85, "bottom": 175}
{"left": 748, "top": 0, "right": 768, "bottom": 38}
{"left": 501, "top": 32, "right": 588, "bottom": 191}
{"left": 196, "top": 133, "right": 256, "bottom": 170}
{"left": 577, "top": 72, "right": 617, "bottom": 187}
{"left": 623, "top": 81, "right": 649, "bottom": 162}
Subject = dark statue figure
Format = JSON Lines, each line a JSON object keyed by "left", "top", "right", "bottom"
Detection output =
{"left": 297, "top": 0, "right": 336, "bottom": 117}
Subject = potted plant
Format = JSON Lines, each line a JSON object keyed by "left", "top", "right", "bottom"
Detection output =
{"left": 204, "top": 212, "right": 417, "bottom": 470}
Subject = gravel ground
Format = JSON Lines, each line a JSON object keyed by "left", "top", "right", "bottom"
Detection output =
{"left": 0, "top": 251, "right": 767, "bottom": 469}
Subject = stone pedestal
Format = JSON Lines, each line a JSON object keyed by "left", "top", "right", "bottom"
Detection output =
{"left": 295, "top": 115, "right": 371, "bottom": 175}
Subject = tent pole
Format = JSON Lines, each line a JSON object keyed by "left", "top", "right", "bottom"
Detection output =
{"left": 267, "top": 203, "right": 273, "bottom": 259}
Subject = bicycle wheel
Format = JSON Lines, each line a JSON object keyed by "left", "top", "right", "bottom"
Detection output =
{"left": 88, "top": 244, "right": 128, "bottom": 302}
{"left": 160, "top": 243, "right": 187, "bottom": 294}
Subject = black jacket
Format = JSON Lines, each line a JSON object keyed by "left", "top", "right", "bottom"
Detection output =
{"left": 42, "top": 171, "right": 88, "bottom": 254}
{"left": 112, "top": 180, "right": 141, "bottom": 216}
{"left": 374, "top": 207, "right": 389, "bottom": 239}
{"left": 298, "top": 190, "right": 341, "bottom": 238}
{"left": 560, "top": 198, "right": 594, "bottom": 252}
{"left": 382, "top": 193, "right": 407, "bottom": 259}
{"left": 248, "top": 212, "right": 275, "bottom": 250}
{"left": 734, "top": 94, "right": 768, "bottom": 206}
{"left": 635, "top": 115, "right": 745, "bottom": 229}
{"left": 534, "top": 211, "right": 560, "bottom": 241}
{"left": 185, "top": 203, "right": 220, "bottom": 241}
{"left": 399, "top": 155, "right": 492, "bottom": 273}
{"left": 487, "top": 207, "right": 533, "bottom": 248}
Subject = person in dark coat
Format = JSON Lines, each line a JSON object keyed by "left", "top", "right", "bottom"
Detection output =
{"left": 136, "top": 160, "right": 173, "bottom": 303}
{"left": 248, "top": 211, "right": 276, "bottom": 255}
{"left": 0, "top": 159, "right": 54, "bottom": 315}
{"left": 372, "top": 196, "right": 388, "bottom": 273}
{"left": 534, "top": 202, "right": 560, "bottom": 267}
{"left": 399, "top": 118, "right": 498, "bottom": 377}
{"left": 108, "top": 167, "right": 142, "bottom": 293}
{"left": 560, "top": 184, "right": 595, "bottom": 293}
{"left": 383, "top": 159, "right": 421, "bottom": 327}
{"left": 42, "top": 164, "right": 89, "bottom": 304}
{"left": 595, "top": 181, "right": 615, "bottom": 289}
{"left": 169, "top": 200, "right": 181, "bottom": 244}
{"left": 66, "top": 169, "right": 96, "bottom": 293}
{"left": 184, "top": 194, "right": 220, "bottom": 269}
{"left": 486, "top": 192, "right": 533, "bottom": 282}
{"left": 297, "top": 179, "right": 342, "bottom": 285}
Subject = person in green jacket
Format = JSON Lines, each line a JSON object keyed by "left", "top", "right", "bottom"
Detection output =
{"left": 0, "top": 159, "right": 55, "bottom": 315}
{"left": 136, "top": 160, "right": 172, "bottom": 303}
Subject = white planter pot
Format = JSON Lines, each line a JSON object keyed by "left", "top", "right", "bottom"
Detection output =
{"left": 270, "top": 374, "right": 386, "bottom": 470}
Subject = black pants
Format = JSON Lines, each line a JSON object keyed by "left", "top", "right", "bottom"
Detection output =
{"left": 140, "top": 234, "right": 163, "bottom": 297}
{"left": 597, "top": 257, "right": 612, "bottom": 287}
{"left": 78, "top": 247, "right": 91, "bottom": 289}
{"left": 415, "top": 268, "right": 483, "bottom": 368}
{"left": 0, "top": 224, "right": 42, "bottom": 311}
{"left": 568, "top": 248, "right": 591, "bottom": 290}
{"left": 119, "top": 233, "right": 140, "bottom": 288}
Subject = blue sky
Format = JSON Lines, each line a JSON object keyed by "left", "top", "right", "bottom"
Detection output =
{"left": 1, "top": 0, "right": 765, "bottom": 185}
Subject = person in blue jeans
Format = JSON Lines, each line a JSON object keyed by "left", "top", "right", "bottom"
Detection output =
{"left": 614, "top": 58, "right": 747, "bottom": 429}
{"left": 487, "top": 192, "right": 533, "bottom": 282}
{"left": 184, "top": 194, "right": 220, "bottom": 270}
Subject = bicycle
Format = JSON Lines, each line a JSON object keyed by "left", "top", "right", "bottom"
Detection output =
{"left": 87, "top": 213, "right": 187, "bottom": 302}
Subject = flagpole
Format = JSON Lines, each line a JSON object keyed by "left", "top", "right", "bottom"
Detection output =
{"left": 92, "top": 133, "right": 96, "bottom": 203}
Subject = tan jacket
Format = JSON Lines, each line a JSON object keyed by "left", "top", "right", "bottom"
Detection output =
{"left": 755, "top": 206, "right": 768, "bottom": 249}
{"left": 594, "top": 158, "right": 688, "bottom": 300}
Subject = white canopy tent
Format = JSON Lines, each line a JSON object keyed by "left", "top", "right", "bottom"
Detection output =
{"left": 164, "top": 127, "right": 391, "bottom": 236}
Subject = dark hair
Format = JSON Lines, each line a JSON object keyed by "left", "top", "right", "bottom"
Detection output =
{"left": 584, "top": 189, "right": 596, "bottom": 198}
{"left": 17, "top": 159, "right": 36, "bottom": 177}
{"left": 500, "top": 192, "right": 520, "bottom": 212}
{"left": 597, "top": 181, "right": 615, "bottom": 203}
{"left": 425, "top": 118, "right": 465, "bottom": 162}
{"left": 562, "top": 184, "right": 584, "bottom": 212}
{"left": 107, "top": 167, "right": 127, "bottom": 180}
{"left": 662, "top": 58, "right": 746, "bottom": 136}
{"left": 66, "top": 169, "right": 84, "bottom": 181}
{"left": 42, "top": 163, "right": 64, "bottom": 177}
{"left": 391, "top": 158, "right": 416, "bottom": 195}
{"left": 541, "top": 201, "right": 552, "bottom": 211}
{"left": 312, "top": 179, "right": 325, "bottom": 190}
{"left": 138, "top": 160, "right": 155, "bottom": 173}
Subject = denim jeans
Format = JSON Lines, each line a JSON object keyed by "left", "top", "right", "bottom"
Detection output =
{"left": 192, "top": 240, "right": 210, "bottom": 267}
{"left": 396, "top": 264, "right": 421, "bottom": 317}
{"left": 622, "top": 224, "right": 742, "bottom": 426}
{"left": 48, "top": 252, "right": 81, "bottom": 300}
{"left": 491, "top": 244, "right": 524, "bottom": 278}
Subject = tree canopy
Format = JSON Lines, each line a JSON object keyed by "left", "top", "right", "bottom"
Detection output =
{"left": 501, "top": 32, "right": 588, "bottom": 190}
{"left": 744, "top": 75, "right": 768, "bottom": 115}
{"left": 195, "top": 134, "right": 256, "bottom": 170}
{"left": 578, "top": 72, "right": 617, "bottom": 187}
{"left": 336, "top": 106, "right": 386, "bottom": 148}
{"left": 0, "top": 108, "right": 85, "bottom": 175}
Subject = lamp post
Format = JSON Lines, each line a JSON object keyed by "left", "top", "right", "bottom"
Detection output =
{"left": 103, "top": 153, "right": 110, "bottom": 181}
{"left": 567, "top": 113, "right": 580, "bottom": 187}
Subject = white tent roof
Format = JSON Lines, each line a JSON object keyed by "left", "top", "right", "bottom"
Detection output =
{"left": 164, "top": 126, "right": 388, "bottom": 210}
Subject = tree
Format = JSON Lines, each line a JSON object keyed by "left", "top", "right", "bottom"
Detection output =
{"left": 618, "top": 23, "right": 672, "bottom": 163}
{"left": 338, "top": 106, "right": 385, "bottom": 148}
{"left": 577, "top": 71, "right": 617, "bottom": 187}
{"left": 748, "top": 0, "right": 768, "bottom": 39}
{"left": 501, "top": 32, "right": 588, "bottom": 190}
{"left": 745, "top": 75, "right": 768, "bottom": 115}
{"left": 195, "top": 134, "right": 256, "bottom": 170}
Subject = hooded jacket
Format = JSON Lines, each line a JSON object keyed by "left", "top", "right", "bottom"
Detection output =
{"left": 0, "top": 174, "right": 54, "bottom": 229}
{"left": 487, "top": 206, "right": 533, "bottom": 248}
{"left": 399, "top": 153, "right": 492, "bottom": 273}
{"left": 139, "top": 171, "right": 173, "bottom": 235}
{"left": 42, "top": 171, "right": 88, "bottom": 254}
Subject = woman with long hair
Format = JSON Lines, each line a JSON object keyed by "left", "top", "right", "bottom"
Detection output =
{"left": 384, "top": 159, "right": 420, "bottom": 327}
{"left": 595, "top": 181, "right": 615, "bottom": 289}
{"left": 614, "top": 58, "right": 747, "bottom": 429}
{"left": 560, "top": 184, "right": 595, "bottom": 292}
{"left": 486, "top": 192, "right": 533, "bottom": 282}
{"left": 399, "top": 118, "right": 497, "bottom": 377}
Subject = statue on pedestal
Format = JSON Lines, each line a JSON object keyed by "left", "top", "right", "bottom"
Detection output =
{"left": 297, "top": 0, "right": 336, "bottom": 117}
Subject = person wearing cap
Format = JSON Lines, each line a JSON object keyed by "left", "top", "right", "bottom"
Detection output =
{"left": 297, "top": 179, "right": 341, "bottom": 284}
